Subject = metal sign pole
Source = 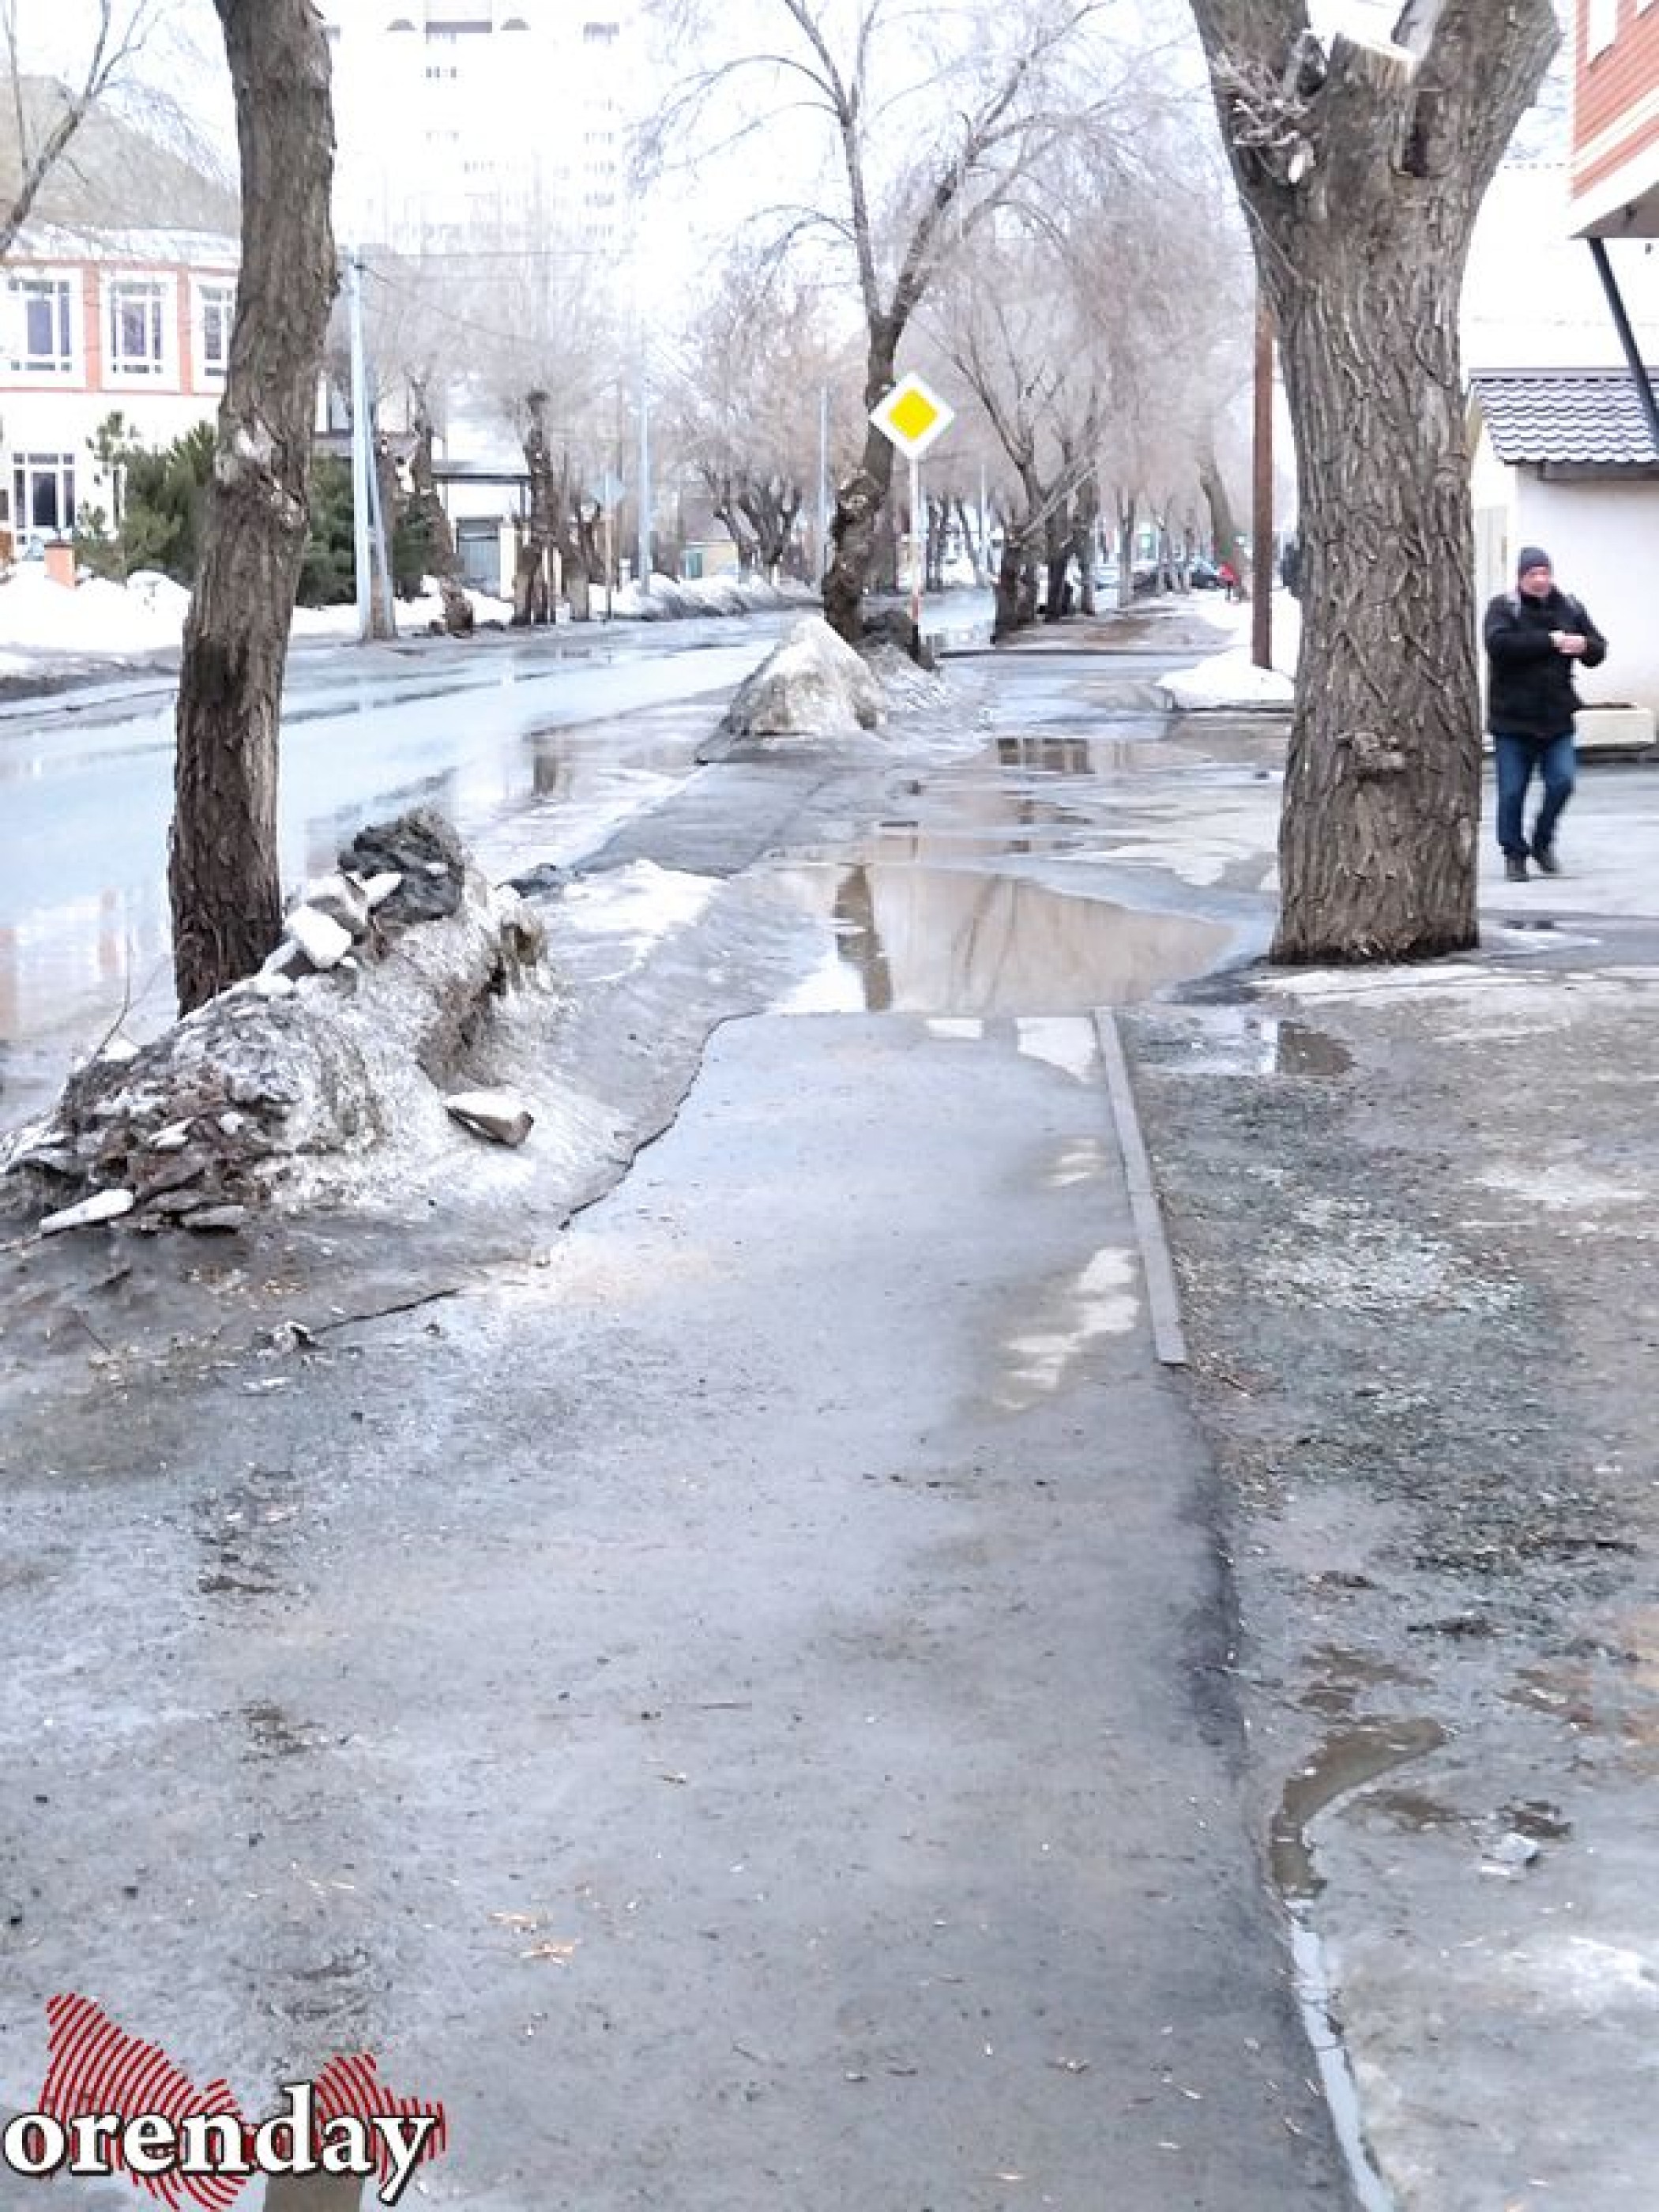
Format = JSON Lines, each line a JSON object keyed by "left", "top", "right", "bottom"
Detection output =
{"left": 910, "top": 453, "right": 923, "bottom": 633}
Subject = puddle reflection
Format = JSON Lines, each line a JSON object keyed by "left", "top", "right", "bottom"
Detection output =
{"left": 1158, "top": 1006, "right": 1355, "bottom": 1078}
{"left": 776, "top": 861, "right": 1231, "bottom": 1015}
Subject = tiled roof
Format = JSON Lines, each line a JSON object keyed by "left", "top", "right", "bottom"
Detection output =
{"left": 1469, "top": 368, "right": 1659, "bottom": 465}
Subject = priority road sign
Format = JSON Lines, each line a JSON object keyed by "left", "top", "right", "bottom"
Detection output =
{"left": 869, "top": 373, "right": 955, "bottom": 460}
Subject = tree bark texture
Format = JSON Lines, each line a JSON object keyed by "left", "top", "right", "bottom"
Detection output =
{"left": 408, "top": 385, "right": 473, "bottom": 635}
{"left": 824, "top": 427, "right": 896, "bottom": 644}
{"left": 169, "top": 0, "right": 337, "bottom": 1014}
{"left": 512, "top": 392, "right": 556, "bottom": 626}
{"left": 1188, "top": 0, "right": 1558, "bottom": 961}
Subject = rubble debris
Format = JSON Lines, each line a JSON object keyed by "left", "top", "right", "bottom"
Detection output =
{"left": 506, "top": 862, "right": 570, "bottom": 901}
{"left": 444, "top": 1089, "right": 535, "bottom": 1148}
{"left": 340, "top": 810, "right": 465, "bottom": 923}
{"left": 40, "top": 1189, "right": 137, "bottom": 1236}
{"left": 1, "top": 810, "right": 552, "bottom": 1237}
{"left": 284, "top": 905, "right": 355, "bottom": 971}
{"left": 299, "top": 871, "right": 374, "bottom": 939}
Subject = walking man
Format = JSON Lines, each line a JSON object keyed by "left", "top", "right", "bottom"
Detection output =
{"left": 1484, "top": 545, "right": 1607, "bottom": 882}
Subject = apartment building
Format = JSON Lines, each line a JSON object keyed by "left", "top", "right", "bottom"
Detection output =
{"left": 319, "top": 0, "right": 638, "bottom": 254}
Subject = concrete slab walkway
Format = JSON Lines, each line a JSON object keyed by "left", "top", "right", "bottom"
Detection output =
{"left": 378, "top": 1009, "right": 1351, "bottom": 2205}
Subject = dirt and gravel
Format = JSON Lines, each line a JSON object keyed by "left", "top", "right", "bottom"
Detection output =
{"left": 1127, "top": 911, "right": 1659, "bottom": 2208}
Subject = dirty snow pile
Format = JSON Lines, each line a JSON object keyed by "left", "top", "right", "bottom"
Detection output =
{"left": 0, "top": 811, "right": 556, "bottom": 1235}
{"left": 1156, "top": 591, "right": 1300, "bottom": 709}
{"left": 709, "top": 615, "right": 886, "bottom": 747}
{"left": 612, "top": 572, "right": 818, "bottom": 622}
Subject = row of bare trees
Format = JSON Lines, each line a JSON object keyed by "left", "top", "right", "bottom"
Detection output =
{"left": 7, "top": 0, "right": 1565, "bottom": 998}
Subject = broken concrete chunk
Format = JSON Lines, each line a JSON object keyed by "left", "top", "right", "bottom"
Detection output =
{"left": 260, "top": 940, "right": 305, "bottom": 977}
{"left": 443, "top": 1088, "right": 534, "bottom": 1148}
{"left": 148, "top": 1120, "right": 196, "bottom": 1153}
{"left": 1484, "top": 1831, "right": 1542, "bottom": 1873}
{"left": 98, "top": 1036, "right": 141, "bottom": 1066}
{"left": 248, "top": 971, "right": 296, "bottom": 1000}
{"left": 40, "top": 1188, "right": 136, "bottom": 1235}
{"left": 142, "top": 1189, "right": 215, "bottom": 1217}
{"left": 340, "top": 811, "right": 465, "bottom": 921}
{"left": 300, "top": 870, "right": 373, "bottom": 938}
{"left": 182, "top": 1205, "right": 250, "bottom": 1233}
{"left": 361, "top": 871, "right": 402, "bottom": 908}
{"left": 283, "top": 905, "right": 354, "bottom": 971}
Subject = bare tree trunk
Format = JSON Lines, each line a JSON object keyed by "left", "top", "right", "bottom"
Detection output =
{"left": 512, "top": 391, "right": 556, "bottom": 626}
{"left": 370, "top": 433, "right": 400, "bottom": 637}
{"left": 1114, "top": 494, "right": 1137, "bottom": 609}
{"left": 992, "top": 532, "right": 1028, "bottom": 641}
{"left": 408, "top": 381, "right": 472, "bottom": 635}
{"left": 1198, "top": 442, "right": 1247, "bottom": 600}
{"left": 824, "top": 442, "right": 894, "bottom": 641}
{"left": 1073, "top": 472, "right": 1099, "bottom": 616}
{"left": 168, "top": 0, "right": 336, "bottom": 1014}
{"left": 1190, "top": 0, "right": 1558, "bottom": 961}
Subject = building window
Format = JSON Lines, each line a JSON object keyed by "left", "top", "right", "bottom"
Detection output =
{"left": 1586, "top": 0, "right": 1619, "bottom": 53}
{"left": 13, "top": 453, "right": 77, "bottom": 536}
{"left": 8, "top": 273, "right": 76, "bottom": 376}
{"left": 196, "top": 280, "right": 235, "bottom": 379}
{"left": 107, "top": 278, "right": 170, "bottom": 378}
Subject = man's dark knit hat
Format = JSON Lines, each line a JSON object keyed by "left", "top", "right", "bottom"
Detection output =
{"left": 1517, "top": 545, "right": 1552, "bottom": 577}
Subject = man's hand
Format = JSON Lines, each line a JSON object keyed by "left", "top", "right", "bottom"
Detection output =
{"left": 1551, "top": 630, "right": 1589, "bottom": 656}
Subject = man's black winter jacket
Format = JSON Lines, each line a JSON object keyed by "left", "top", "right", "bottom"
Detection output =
{"left": 1484, "top": 584, "right": 1608, "bottom": 740}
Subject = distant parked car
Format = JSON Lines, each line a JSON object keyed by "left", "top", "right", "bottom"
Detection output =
{"left": 1188, "top": 555, "right": 1221, "bottom": 589}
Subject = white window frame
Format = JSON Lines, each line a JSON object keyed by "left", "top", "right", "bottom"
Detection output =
{"left": 104, "top": 274, "right": 174, "bottom": 382}
{"left": 13, "top": 452, "right": 78, "bottom": 537}
{"left": 7, "top": 270, "right": 78, "bottom": 378}
{"left": 194, "top": 277, "right": 235, "bottom": 382}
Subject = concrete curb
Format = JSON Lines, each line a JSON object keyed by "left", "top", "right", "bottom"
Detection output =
{"left": 1093, "top": 1007, "right": 1189, "bottom": 1367}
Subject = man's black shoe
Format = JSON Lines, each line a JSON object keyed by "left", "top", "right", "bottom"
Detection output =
{"left": 1532, "top": 845, "right": 1562, "bottom": 876}
{"left": 1505, "top": 855, "right": 1530, "bottom": 882}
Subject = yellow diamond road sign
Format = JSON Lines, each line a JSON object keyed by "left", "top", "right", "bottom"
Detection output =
{"left": 871, "top": 374, "right": 954, "bottom": 459}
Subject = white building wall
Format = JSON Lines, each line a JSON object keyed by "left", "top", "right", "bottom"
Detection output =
{"left": 1509, "top": 474, "right": 1659, "bottom": 713}
{"left": 1469, "top": 425, "right": 1659, "bottom": 713}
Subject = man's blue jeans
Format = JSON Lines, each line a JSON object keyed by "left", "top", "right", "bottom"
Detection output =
{"left": 1495, "top": 732, "right": 1575, "bottom": 859}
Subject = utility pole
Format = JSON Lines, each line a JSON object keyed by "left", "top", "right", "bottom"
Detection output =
{"left": 637, "top": 333, "right": 651, "bottom": 588}
{"left": 347, "top": 249, "right": 374, "bottom": 644}
{"left": 1252, "top": 295, "right": 1274, "bottom": 673}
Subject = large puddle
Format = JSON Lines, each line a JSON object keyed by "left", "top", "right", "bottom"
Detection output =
{"left": 771, "top": 860, "right": 1232, "bottom": 1015}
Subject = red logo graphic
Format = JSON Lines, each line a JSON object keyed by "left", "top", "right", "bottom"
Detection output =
{"left": 2, "top": 1993, "right": 448, "bottom": 2208}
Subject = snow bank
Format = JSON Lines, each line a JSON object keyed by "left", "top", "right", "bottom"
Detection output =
{"left": 612, "top": 573, "right": 818, "bottom": 623}
{"left": 711, "top": 615, "right": 885, "bottom": 743}
{"left": 1157, "top": 592, "right": 1300, "bottom": 710}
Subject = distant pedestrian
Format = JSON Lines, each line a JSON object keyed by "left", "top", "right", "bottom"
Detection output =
{"left": 1217, "top": 559, "right": 1239, "bottom": 603}
{"left": 1483, "top": 545, "right": 1606, "bottom": 882}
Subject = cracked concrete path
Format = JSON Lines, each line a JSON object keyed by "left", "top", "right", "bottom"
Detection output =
{"left": 2, "top": 1007, "right": 1348, "bottom": 2209}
